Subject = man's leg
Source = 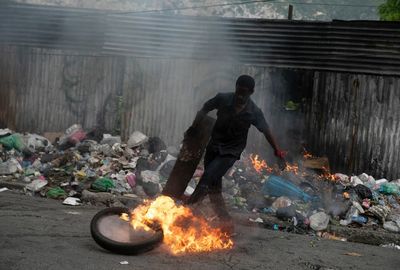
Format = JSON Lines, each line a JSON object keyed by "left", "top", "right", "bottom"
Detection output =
{"left": 209, "top": 192, "right": 231, "bottom": 220}
{"left": 186, "top": 149, "right": 217, "bottom": 204}
{"left": 187, "top": 153, "right": 236, "bottom": 206}
{"left": 208, "top": 155, "right": 236, "bottom": 221}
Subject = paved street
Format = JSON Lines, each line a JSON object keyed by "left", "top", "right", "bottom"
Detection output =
{"left": 0, "top": 190, "right": 399, "bottom": 270}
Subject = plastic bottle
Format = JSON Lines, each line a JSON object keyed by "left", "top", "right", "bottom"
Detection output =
{"left": 351, "top": 215, "right": 368, "bottom": 224}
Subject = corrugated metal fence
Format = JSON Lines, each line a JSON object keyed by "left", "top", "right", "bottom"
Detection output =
{"left": 0, "top": 45, "right": 308, "bottom": 163}
{"left": 0, "top": 46, "right": 122, "bottom": 133}
{"left": 0, "top": 3, "right": 399, "bottom": 179}
{"left": 1, "top": 2, "right": 400, "bottom": 75}
{"left": 306, "top": 72, "right": 400, "bottom": 179}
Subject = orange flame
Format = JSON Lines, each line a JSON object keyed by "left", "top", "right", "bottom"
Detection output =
{"left": 121, "top": 196, "right": 233, "bottom": 255}
{"left": 284, "top": 163, "right": 299, "bottom": 175}
{"left": 249, "top": 153, "right": 336, "bottom": 182}
{"left": 250, "top": 154, "right": 273, "bottom": 173}
{"left": 317, "top": 167, "right": 337, "bottom": 182}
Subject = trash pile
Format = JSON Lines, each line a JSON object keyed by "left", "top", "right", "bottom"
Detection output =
{"left": 1, "top": 125, "right": 399, "bottom": 238}
{"left": 0, "top": 126, "right": 178, "bottom": 207}
{"left": 224, "top": 152, "right": 400, "bottom": 237}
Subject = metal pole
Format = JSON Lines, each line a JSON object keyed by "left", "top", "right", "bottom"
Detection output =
{"left": 288, "top": 4, "right": 293, "bottom": 20}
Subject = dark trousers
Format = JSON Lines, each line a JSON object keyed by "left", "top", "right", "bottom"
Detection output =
{"left": 187, "top": 148, "right": 237, "bottom": 220}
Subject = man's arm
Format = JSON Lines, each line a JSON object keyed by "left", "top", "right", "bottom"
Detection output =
{"left": 191, "top": 109, "right": 207, "bottom": 130}
{"left": 263, "top": 129, "right": 285, "bottom": 158}
{"left": 263, "top": 128, "right": 279, "bottom": 153}
{"left": 263, "top": 129, "right": 287, "bottom": 170}
{"left": 186, "top": 94, "right": 221, "bottom": 136}
{"left": 253, "top": 109, "right": 287, "bottom": 169}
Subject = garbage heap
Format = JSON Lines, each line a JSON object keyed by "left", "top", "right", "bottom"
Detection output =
{"left": 226, "top": 153, "right": 400, "bottom": 237}
{"left": 0, "top": 125, "right": 179, "bottom": 206}
{"left": 1, "top": 126, "right": 399, "bottom": 236}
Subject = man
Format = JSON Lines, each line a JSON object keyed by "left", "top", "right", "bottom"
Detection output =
{"left": 186, "top": 75, "right": 286, "bottom": 233}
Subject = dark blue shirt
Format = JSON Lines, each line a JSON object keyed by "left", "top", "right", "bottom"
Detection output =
{"left": 202, "top": 92, "right": 270, "bottom": 158}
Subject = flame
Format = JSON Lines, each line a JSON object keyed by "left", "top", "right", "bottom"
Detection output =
{"left": 317, "top": 167, "right": 337, "bottom": 182}
{"left": 249, "top": 153, "right": 336, "bottom": 183}
{"left": 284, "top": 163, "right": 299, "bottom": 174}
{"left": 250, "top": 154, "right": 273, "bottom": 173}
{"left": 120, "top": 196, "right": 233, "bottom": 255}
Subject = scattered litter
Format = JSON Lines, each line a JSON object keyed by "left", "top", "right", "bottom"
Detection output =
{"left": 0, "top": 187, "right": 10, "bottom": 192}
{"left": 119, "top": 261, "right": 129, "bottom": 265}
{"left": 380, "top": 243, "right": 400, "bottom": 250}
{"left": 65, "top": 211, "right": 81, "bottom": 215}
{"left": 127, "top": 131, "right": 148, "bottom": 148}
{"left": 0, "top": 158, "right": 23, "bottom": 175}
{"left": 309, "top": 212, "right": 330, "bottom": 231}
{"left": 249, "top": 217, "right": 263, "bottom": 223}
{"left": 1, "top": 125, "right": 400, "bottom": 243}
{"left": 344, "top": 252, "right": 362, "bottom": 257}
{"left": 46, "top": 187, "right": 67, "bottom": 199}
{"left": 91, "top": 177, "right": 115, "bottom": 192}
{"left": 317, "top": 232, "right": 346, "bottom": 242}
{"left": 383, "top": 221, "right": 400, "bottom": 233}
{"left": 26, "top": 179, "right": 48, "bottom": 192}
{"left": 63, "top": 197, "right": 82, "bottom": 206}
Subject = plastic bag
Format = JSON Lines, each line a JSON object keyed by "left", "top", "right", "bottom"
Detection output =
{"left": 0, "top": 134, "right": 25, "bottom": 151}
{"left": 380, "top": 183, "right": 400, "bottom": 195}
{"left": 309, "top": 212, "right": 330, "bottom": 231}
{"left": 262, "top": 175, "right": 317, "bottom": 202}
{"left": 46, "top": 187, "right": 67, "bottom": 199}
{"left": 354, "top": 184, "right": 372, "bottom": 199}
{"left": 91, "top": 177, "right": 115, "bottom": 192}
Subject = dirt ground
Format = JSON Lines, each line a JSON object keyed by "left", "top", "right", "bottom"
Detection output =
{"left": 0, "top": 190, "right": 399, "bottom": 270}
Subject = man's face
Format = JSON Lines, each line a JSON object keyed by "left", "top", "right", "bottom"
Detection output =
{"left": 234, "top": 85, "right": 253, "bottom": 105}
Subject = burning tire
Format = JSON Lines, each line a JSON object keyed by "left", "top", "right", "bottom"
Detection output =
{"left": 90, "top": 207, "right": 163, "bottom": 255}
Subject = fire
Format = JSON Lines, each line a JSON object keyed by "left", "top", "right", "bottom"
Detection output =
{"left": 120, "top": 196, "right": 233, "bottom": 255}
{"left": 284, "top": 163, "right": 299, "bottom": 175}
{"left": 318, "top": 167, "right": 337, "bottom": 182}
{"left": 250, "top": 154, "right": 273, "bottom": 173}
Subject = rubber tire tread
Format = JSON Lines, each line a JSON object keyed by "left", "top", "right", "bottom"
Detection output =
{"left": 90, "top": 207, "right": 163, "bottom": 255}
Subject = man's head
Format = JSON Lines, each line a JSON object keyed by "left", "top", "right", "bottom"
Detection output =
{"left": 235, "top": 75, "right": 255, "bottom": 105}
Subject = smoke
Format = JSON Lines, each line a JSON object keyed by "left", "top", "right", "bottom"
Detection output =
{"left": 1, "top": 0, "right": 314, "bottom": 162}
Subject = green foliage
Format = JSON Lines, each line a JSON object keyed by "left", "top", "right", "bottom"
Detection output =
{"left": 379, "top": 0, "right": 400, "bottom": 20}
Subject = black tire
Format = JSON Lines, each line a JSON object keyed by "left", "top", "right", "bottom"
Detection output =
{"left": 90, "top": 207, "right": 163, "bottom": 255}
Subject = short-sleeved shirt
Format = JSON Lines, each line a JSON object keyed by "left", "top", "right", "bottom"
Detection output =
{"left": 202, "top": 92, "right": 270, "bottom": 158}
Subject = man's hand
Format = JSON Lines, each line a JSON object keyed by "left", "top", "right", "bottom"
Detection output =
{"left": 274, "top": 149, "right": 286, "bottom": 159}
{"left": 274, "top": 149, "right": 287, "bottom": 171}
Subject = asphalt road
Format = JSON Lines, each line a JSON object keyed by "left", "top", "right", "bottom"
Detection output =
{"left": 0, "top": 190, "right": 399, "bottom": 270}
